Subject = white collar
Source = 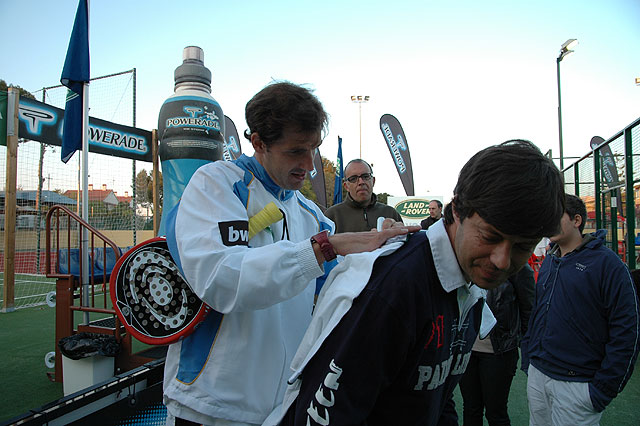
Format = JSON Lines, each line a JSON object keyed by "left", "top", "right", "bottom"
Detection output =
{"left": 425, "top": 220, "right": 494, "bottom": 336}
{"left": 426, "top": 219, "right": 470, "bottom": 293}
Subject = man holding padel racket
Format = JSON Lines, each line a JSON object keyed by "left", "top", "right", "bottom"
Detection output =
{"left": 162, "top": 81, "right": 418, "bottom": 426}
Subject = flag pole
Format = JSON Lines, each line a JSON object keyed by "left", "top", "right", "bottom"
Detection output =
{"left": 80, "top": 1, "right": 90, "bottom": 323}
{"left": 81, "top": 79, "right": 90, "bottom": 323}
{"left": 60, "top": 0, "right": 91, "bottom": 321}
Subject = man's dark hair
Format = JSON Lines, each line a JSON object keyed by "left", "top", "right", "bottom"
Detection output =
{"left": 444, "top": 140, "right": 565, "bottom": 238}
{"left": 565, "top": 194, "right": 587, "bottom": 234}
{"left": 430, "top": 199, "right": 443, "bottom": 209}
{"left": 243, "top": 81, "right": 328, "bottom": 146}
{"left": 344, "top": 159, "right": 373, "bottom": 178}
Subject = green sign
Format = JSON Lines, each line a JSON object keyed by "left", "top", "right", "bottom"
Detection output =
{"left": 394, "top": 198, "right": 432, "bottom": 218}
{"left": 0, "top": 90, "right": 7, "bottom": 146}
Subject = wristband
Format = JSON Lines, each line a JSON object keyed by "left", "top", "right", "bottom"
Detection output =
{"left": 310, "top": 230, "right": 336, "bottom": 262}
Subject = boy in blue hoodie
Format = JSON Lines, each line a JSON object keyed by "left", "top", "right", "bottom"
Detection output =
{"left": 522, "top": 194, "right": 640, "bottom": 425}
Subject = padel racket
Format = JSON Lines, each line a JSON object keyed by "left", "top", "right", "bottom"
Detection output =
{"left": 110, "top": 202, "right": 284, "bottom": 345}
{"left": 110, "top": 237, "right": 210, "bottom": 345}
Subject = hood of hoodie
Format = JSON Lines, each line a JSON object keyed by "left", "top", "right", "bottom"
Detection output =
{"left": 549, "top": 228, "right": 607, "bottom": 257}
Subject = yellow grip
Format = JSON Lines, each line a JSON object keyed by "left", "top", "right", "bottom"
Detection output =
{"left": 248, "top": 202, "right": 284, "bottom": 239}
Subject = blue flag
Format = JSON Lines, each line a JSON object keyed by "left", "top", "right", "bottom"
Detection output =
{"left": 60, "top": 0, "right": 89, "bottom": 163}
{"left": 332, "top": 137, "right": 344, "bottom": 205}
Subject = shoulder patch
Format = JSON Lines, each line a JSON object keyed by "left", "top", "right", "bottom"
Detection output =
{"left": 219, "top": 221, "right": 249, "bottom": 246}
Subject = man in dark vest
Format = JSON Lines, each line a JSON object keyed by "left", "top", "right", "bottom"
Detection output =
{"left": 421, "top": 199, "right": 443, "bottom": 229}
{"left": 326, "top": 159, "right": 403, "bottom": 233}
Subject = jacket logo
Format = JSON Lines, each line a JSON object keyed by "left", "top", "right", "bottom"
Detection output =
{"left": 575, "top": 262, "right": 586, "bottom": 271}
{"left": 424, "top": 315, "right": 444, "bottom": 349}
{"left": 219, "top": 221, "right": 249, "bottom": 246}
{"left": 414, "top": 351, "right": 471, "bottom": 391}
{"left": 307, "top": 359, "right": 342, "bottom": 425}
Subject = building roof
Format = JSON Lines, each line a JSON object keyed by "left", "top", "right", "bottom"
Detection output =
{"left": 62, "top": 189, "right": 119, "bottom": 205}
{"left": 116, "top": 194, "right": 133, "bottom": 204}
{"left": 0, "top": 190, "right": 76, "bottom": 205}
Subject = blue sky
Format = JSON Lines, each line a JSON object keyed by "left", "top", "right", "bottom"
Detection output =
{"left": 2, "top": 0, "right": 639, "bottom": 199}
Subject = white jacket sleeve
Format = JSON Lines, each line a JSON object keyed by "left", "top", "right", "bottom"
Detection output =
{"left": 174, "top": 164, "right": 324, "bottom": 314}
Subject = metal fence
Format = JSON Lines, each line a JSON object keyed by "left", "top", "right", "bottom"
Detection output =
{"left": 562, "top": 116, "right": 640, "bottom": 269}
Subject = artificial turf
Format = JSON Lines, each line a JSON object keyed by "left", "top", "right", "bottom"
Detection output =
{"left": 1, "top": 304, "right": 639, "bottom": 424}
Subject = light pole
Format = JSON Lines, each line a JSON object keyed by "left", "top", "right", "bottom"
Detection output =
{"left": 556, "top": 38, "right": 578, "bottom": 170}
{"left": 351, "top": 95, "right": 370, "bottom": 158}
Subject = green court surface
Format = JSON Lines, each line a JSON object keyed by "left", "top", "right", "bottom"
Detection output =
{"left": 1, "top": 303, "right": 639, "bottom": 424}
{"left": 451, "top": 362, "right": 640, "bottom": 425}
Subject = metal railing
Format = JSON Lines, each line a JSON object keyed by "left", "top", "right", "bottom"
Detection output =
{"left": 561, "top": 116, "right": 640, "bottom": 269}
{"left": 45, "top": 204, "right": 125, "bottom": 382}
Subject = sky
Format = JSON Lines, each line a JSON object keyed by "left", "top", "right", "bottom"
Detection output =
{"left": 2, "top": 0, "right": 640, "bottom": 201}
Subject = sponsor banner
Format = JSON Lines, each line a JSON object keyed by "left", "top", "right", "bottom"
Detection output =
{"left": 389, "top": 196, "right": 443, "bottom": 226}
{"left": 223, "top": 115, "right": 242, "bottom": 161}
{"left": 17, "top": 97, "right": 152, "bottom": 162}
{"left": 0, "top": 90, "right": 7, "bottom": 146}
{"left": 379, "top": 114, "right": 415, "bottom": 196}
{"left": 590, "top": 136, "right": 621, "bottom": 188}
{"left": 310, "top": 147, "right": 327, "bottom": 208}
{"left": 590, "top": 135, "right": 621, "bottom": 200}
{"left": 332, "top": 137, "right": 344, "bottom": 205}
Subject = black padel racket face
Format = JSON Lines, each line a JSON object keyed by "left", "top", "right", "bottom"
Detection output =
{"left": 110, "top": 237, "right": 209, "bottom": 345}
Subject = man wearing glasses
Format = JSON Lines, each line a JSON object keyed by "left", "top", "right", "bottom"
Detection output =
{"left": 325, "top": 159, "right": 403, "bottom": 233}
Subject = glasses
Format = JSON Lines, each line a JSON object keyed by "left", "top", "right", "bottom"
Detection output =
{"left": 345, "top": 173, "right": 373, "bottom": 183}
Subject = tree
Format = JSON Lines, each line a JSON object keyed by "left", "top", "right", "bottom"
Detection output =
{"left": 299, "top": 155, "right": 338, "bottom": 206}
{"left": 300, "top": 177, "right": 316, "bottom": 202}
{"left": 323, "top": 157, "right": 338, "bottom": 206}
{"left": 135, "top": 169, "right": 163, "bottom": 215}
{"left": 0, "top": 79, "right": 35, "bottom": 100}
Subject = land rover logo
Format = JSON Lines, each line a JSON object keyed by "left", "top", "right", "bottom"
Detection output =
{"left": 394, "top": 199, "right": 431, "bottom": 218}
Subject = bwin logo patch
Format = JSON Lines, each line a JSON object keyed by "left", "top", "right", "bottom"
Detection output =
{"left": 219, "top": 221, "right": 249, "bottom": 246}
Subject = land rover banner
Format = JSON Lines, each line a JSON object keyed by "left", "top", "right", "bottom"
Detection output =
{"left": 379, "top": 114, "right": 415, "bottom": 196}
{"left": 388, "top": 196, "right": 443, "bottom": 226}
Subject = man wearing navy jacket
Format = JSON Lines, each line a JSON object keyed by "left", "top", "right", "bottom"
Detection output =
{"left": 267, "top": 140, "right": 565, "bottom": 426}
{"left": 522, "top": 194, "right": 640, "bottom": 425}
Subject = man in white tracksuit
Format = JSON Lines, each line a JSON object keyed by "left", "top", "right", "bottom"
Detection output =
{"left": 162, "top": 81, "right": 416, "bottom": 426}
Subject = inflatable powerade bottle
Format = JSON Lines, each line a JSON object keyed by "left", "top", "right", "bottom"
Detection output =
{"left": 158, "top": 46, "right": 224, "bottom": 235}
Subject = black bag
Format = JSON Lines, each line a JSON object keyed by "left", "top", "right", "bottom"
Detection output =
{"left": 58, "top": 332, "right": 120, "bottom": 360}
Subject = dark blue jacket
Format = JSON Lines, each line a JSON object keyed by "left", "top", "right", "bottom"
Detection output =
{"left": 280, "top": 232, "right": 484, "bottom": 426}
{"left": 521, "top": 230, "right": 640, "bottom": 412}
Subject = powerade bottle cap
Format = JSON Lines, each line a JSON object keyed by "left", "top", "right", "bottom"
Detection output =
{"left": 174, "top": 46, "right": 212, "bottom": 90}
